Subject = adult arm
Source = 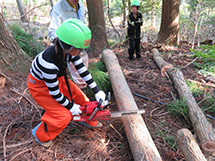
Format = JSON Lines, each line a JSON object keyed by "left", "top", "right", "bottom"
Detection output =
{"left": 48, "top": 9, "right": 63, "bottom": 42}
{"left": 135, "top": 13, "right": 143, "bottom": 26}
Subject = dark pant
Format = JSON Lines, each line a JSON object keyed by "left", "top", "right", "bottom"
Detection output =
{"left": 128, "top": 37, "right": 141, "bottom": 60}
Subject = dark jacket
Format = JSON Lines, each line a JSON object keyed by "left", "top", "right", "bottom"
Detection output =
{"left": 127, "top": 11, "right": 143, "bottom": 38}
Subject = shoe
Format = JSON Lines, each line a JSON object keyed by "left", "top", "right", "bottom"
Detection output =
{"left": 136, "top": 57, "right": 142, "bottom": 60}
{"left": 80, "top": 121, "right": 103, "bottom": 128}
{"left": 128, "top": 57, "right": 134, "bottom": 60}
{"left": 32, "top": 123, "right": 53, "bottom": 148}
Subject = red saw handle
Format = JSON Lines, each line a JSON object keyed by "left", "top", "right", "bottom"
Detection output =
{"left": 72, "top": 101, "right": 111, "bottom": 121}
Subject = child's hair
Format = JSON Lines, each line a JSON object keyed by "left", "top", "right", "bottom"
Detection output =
{"left": 54, "top": 38, "right": 74, "bottom": 103}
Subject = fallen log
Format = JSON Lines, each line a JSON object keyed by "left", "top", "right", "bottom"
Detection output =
{"left": 101, "top": 49, "right": 162, "bottom": 161}
{"left": 141, "top": 34, "right": 149, "bottom": 49}
{"left": 152, "top": 48, "right": 215, "bottom": 154}
{"left": 175, "top": 128, "right": 207, "bottom": 161}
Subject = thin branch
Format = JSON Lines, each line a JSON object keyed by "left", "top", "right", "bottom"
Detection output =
{"left": 9, "top": 148, "right": 32, "bottom": 161}
{"left": 6, "top": 139, "right": 33, "bottom": 149}
{"left": 6, "top": 3, "right": 48, "bottom": 22}
{"left": 10, "top": 88, "right": 42, "bottom": 117}
{"left": 107, "top": 0, "right": 121, "bottom": 41}
{"left": 109, "top": 124, "right": 123, "bottom": 139}
{"left": 187, "top": 79, "right": 215, "bottom": 88}
{"left": 3, "top": 118, "right": 20, "bottom": 161}
{"left": 182, "top": 57, "right": 198, "bottom": 69}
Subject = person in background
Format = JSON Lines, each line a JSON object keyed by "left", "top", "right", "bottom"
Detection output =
{"left": 48, "top": 0, "right": 88, "bottom": 92}
{"left": 28, "top": 19, "right": 106, "bottom": 147}
{"left": 127, "top": 0, "right": 143, "bottom": 60}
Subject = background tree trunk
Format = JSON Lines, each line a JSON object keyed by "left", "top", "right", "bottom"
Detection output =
{"left": 0, "top": 13, "right": 31, "bottom": 73}
{"left": 128, "top": 0, "right": 131, "bottom": 13}
{"left": 122, "top": 0, "right": 126, "bottom": 28}
{"left": 86, "top": 0, "right": 109, "bottom": 54}
{"left": 150, "top": 0, "right": 156, "bottom": 30}
{"left": 16, "top": 0, "right": 28, "bottom": 22}
{"left": 155, "top": 0, "right": 179, "bottom": 45}
{"left": 49, "top": 0, "right": 54, "bottom": 7}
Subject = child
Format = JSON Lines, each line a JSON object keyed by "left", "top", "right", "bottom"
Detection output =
{"left": 27, "top": 18, "right": 106, "bottom": 147}
{"left": 127, "top": 0, "right": 143, "bottom": 60}
{"left": 48, "top": 0, "right": 88, "bottom": 91}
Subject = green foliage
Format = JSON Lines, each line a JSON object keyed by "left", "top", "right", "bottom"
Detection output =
{"left": 108, "top": 39, "right": 118, "bottom": 47}
{"left": 85, "top": 61, "right": 112, "bottom": 99}
{"left": 186, "top": 81, "right": 204, "bottom": 97}
{"left": 186, "top": 80, "right": 214, "bottom": 114}
{"left": 9, "top": 23, "right": 45, "bottom": 57}
{"left": 198, "top": 95, "right": 215, "bottom": 115}
{"left": 152, "top": 120, "right": 178, "bottom": 151}
{"left": 69, "top": 127, "right": 79, "bottom": 134}
{"left": 166, "top": 98, "right": 191, "bottom": 124}
{"left": 190, "top": 45, "right": 215, "bottom": 76}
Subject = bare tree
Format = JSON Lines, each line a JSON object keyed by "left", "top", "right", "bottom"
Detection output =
{"left": 16, "top": 0, "right": 28, "bottom": 22}
{"left": 154, "top": 0, "right": 180, "bottom": 45}
{"left": 86, "top": 0, "right": 109, "bottom": 53}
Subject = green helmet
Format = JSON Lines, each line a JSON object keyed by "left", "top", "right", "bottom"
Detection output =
{"left": 56, "top": 18, "right": 91, "bottom": 49}
{"left": 131, "top": 0, "right": 140, "bottom": 6}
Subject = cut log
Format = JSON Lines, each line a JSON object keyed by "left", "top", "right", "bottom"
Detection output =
{"left": 101, "top": 49, "right": 162, "bottom": 161}
{"left": 175, "top": 128, "right": 207, "bottom": 161}
{"left": 152, "top": 48, "right": 215, "bottom": 154}
{"left": 141, "top": 34, "right": 149, "bottom": 49}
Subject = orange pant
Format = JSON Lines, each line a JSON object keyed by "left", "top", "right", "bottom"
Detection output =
{"left": 27, "top": 74, "right": 97, "bottom": 142}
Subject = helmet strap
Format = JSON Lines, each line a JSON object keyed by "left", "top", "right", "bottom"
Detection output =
{"left": 58, "top": 39, "right": 74, "bottom": 54}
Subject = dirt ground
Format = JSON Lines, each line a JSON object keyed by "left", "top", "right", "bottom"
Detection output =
{"left": 1, "top": 42, "right": 215, "bottom": 161}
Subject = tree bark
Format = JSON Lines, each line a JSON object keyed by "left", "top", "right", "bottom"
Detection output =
{"left": 175, "top": 128, "right": 207, "bottom": 161}
{"left": 152, "top": 48, "right": 215, "bottom": 154}
{"left": 86, "top": 0, "right": 109, "bottom": 54}
{"left": 49, "top": 0, "right": 54, "bottom": 7}
{"left": 0, "top": 13, "right": 31, "bottom": 73}
{"left": 101, "top": 49, "right": 162, "bottom": 161}
{"left": 155, "top": 0, "right": 179, "bottom": 45}
{"left": 16, "top": 0, "right": 28, "bottom": 22}
{"left": 122, "top": 0, "right": 126, "bottom": 28}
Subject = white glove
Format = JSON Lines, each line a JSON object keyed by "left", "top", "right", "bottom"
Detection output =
{"left": 70, "top": 104, "right": 82, "bottom": 115}
{"left": 95, "top": 91, "right": 106, "bottom": 104}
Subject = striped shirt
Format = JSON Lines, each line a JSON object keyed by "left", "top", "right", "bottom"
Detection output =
{"left": 30, "top": 45, "right": 99, "bottom": 110}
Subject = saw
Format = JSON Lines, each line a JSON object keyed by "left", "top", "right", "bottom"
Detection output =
{"left": 72, "top": 100, "right": 145, "bottom": 121}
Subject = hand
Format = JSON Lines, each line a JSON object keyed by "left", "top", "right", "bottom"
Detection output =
{"left": 70, "top": 104, "right": 82, "bottom": 115}
{"left": 95, "top": 91, "right": 106, "bottom": 105}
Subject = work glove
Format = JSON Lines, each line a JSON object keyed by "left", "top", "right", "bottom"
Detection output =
{"left": 70, "top": 104, "right": 82, "bottom": 115}
{"left": 95, "top": 91, "right": 107, "bottom": 105}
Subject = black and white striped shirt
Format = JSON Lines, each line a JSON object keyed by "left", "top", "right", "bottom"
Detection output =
{"left": 30, "top": 45, "right": 99, "bottom": 110}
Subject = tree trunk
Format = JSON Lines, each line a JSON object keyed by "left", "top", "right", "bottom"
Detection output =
{"left": 152, "top": 48, "right": 215, "bottom": 154}
{"left": 155, "top": 0, "right": 179, "bottom": 45}
{"left": 101, "top": 49, "right": 162, "bottom": 161}
{"left": 150, "top": 0, "right": 156, "bottom": 30}
{"left": 0, "top": 13, "right": 31, "bottom": 73}
{"left": 49, "top": 0, "right": 54, "bottom": 7}
{"left": 122, "top": 0, "right": 126, "bottom": 28}
{"left": 16, "top": 0, "right": 28, "bottom": 22}
{"left": 86, "top": 0, "right": 109, "bottom": 54}
{"left": 175, "top": 128, "right": 207, "bottom": 161}
{"left": 128, "top": 0, "right": 131, "bottom": 13}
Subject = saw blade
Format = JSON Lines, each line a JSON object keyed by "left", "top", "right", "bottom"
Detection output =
{"left": 110, "top": 109, "right": 145, "bottom": 118}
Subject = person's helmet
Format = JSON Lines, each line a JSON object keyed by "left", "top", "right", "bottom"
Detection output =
{"left": 56, "top": 18, "right": 91, "bottom": 49}
{"left": 131, "top": 0, "right": 140, "bottom": 7}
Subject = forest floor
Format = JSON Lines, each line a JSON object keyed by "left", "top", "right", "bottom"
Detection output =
{"left": 1, "top": 41, "right": 215, "bottom": 161}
